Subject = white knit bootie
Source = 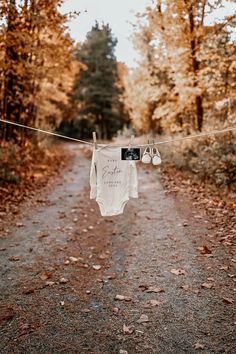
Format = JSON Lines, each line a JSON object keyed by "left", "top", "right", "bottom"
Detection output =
{"left": 152, "top": 147, "right": 162, "bottom": 165}
{"left": 141, "top": 146, "right": 152, "bottom": 164}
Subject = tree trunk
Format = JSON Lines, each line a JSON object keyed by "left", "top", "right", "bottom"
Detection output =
{"left": 3, "top": 0, "right": 19, "bottom": 141}
{"left": 186, "top": 0, "right": 204, "bottom": 131}
{"left": 196, "top": 95, "right": 203, "bottom": 131}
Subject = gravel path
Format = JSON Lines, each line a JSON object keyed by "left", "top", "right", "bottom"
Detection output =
{"left": 0, "top": 143, "right": 235, "bottom": 354}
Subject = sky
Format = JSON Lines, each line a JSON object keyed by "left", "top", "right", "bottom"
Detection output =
{"left": 61, "top": 0, "right": 152, "bottom": 67}
{"left": 61, "top": 0, "right": 236, "bottom": 68}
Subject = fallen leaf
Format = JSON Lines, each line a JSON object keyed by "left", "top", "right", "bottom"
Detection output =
{"left": 169, "top": 235, "right": 177, "bottom": 241}
{"left": 207, "top": 277, "right": 215, "bottom": 282}
{"left": 0, "top": 306, "right": 16, "bottom": 322}
{"left": 38, "top": 232, "right": 49, "bottom": 239}
{"left": 80, "top": 264, "right": 89, "bottom": 268}
{"left": 115, "top": 295, "right": 132, "bottom": 301}
{"left": 40, "top": 271, "right": 52, "bottom": 281}
{"left": 138, "top": 284, "right": 149, "bottom": 291}
{"left": 123, "top": 324, "right": 133, "bottom": 334}
{"left": 60, "top": 301, "right": 65, "bottom": 306}
{"left": 9, "top": 256, "right": 20, "bottom": 261}
{"left": 222, "top": 297, "right": 234, "bottom": 304}
{"left": 146, "top": 286, "right": 165, "bottom": 293}
{"left": 119, "top": 350, "right": 128, "bottom": 354}
{"left": 92, "top": 265, "right": 101, "bottom": 270}
{"left": 180, "top": 284, "right": 190, "bottom": 291}
{"left": 228, "top": 274, "right": 235, "bottom": 278}
{"left": 112, "top": 307, "right": 119, "bottom": 314}
{"left": 145, "top": 300, "right": 161, "bottom": 308}
{"left": 59, "top": 277, "right": 69, "bottom": 284}
{"left": 99, "top": 253, "right": 109, "bottom": 260}
{"left": 69, "top": 256, "right": 78, "bottom": 262}
{"left": 22, "top": 288, "right": 35, "bottom": 295}
{"left": 137, "top": 314, "right": 149, "bottom": 324}
{"left": 201, "top": 282, "right": 214, "bottom": 289}
{"left": 107, "top": 274, "right": 116, "bottom": 280}
{"left": 220, "top": 266, "right": 229, "bottom": 270}
{"left": 194, "top": 215, "right": 202, "bottom": 219}
{"left": 80, "top": 308, "right": 91, "bottom": 313}
{"left": 16, "top": 222, "right": 24, "bottom": 227}
{"left": 45, "top": 281, "right": 55, "bottom": 286}
{"left": 170, "top": 268, "right": 186, "bottom": 275}
{"left": 19, "top": 322, "right": 40, "bottom": 336}
{"left": 197, "top": 246, "right": 212, "bottom": 254}
{"left": 193, "top": 342, "right": 205, "bottom": 350}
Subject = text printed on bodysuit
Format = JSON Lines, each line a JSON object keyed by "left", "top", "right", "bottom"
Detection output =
{"left": 102, "top": 162, "right": 123, "bottom": 188}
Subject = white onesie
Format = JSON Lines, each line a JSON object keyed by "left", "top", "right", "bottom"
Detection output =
{"left": 90, "top": 146, "right": 138, "bottom": 216}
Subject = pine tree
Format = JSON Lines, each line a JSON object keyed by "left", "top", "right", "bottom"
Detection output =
{"left": 73, "top": 23, "right": 125, "bottom": 140}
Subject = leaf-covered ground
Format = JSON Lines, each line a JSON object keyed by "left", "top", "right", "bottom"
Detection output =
{"left": 0, "top": 143, "right": 235, "bottom": 354}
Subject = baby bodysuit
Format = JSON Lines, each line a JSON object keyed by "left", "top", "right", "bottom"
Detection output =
{"left": 90, "top": 146, "right": 138, "bottom": 216}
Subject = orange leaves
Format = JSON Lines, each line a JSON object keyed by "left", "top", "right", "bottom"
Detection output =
{"left": 139, "top": 284, "right": 165, "bottom": 293}
{"left": 136, "top": 314, "right": 149, "bottom": 324}
{"left": 0, "top": 0, "right": 78, "bottom": 145}
{"left": 222, "top": 297, "right": 234, "bottom": 304}
{"left": 196, "top": 246, "right": 212, "bottom": 255}
{"left": 145, "top": 299, "right": 162, "bottom": 308}
{"left": 115, "top": 295, "right": 132, "bottom": 302}
{"left": 8, "top": 256, "right": 20, "bottom": 262}
{"left": 92, "top": 265, "right": 102, "bottom": 270}
{"left": 201, "top": 282, "right": 214, "bottom": 289}
{"left": 193, "top": 342, "right": 205, "bottom": 350}
{"left": 170, "top": 268, "right": 186, "bottom": 276}
{"left": 122, "top": 324, "right": 134, "bottom": 334}
{"left": 40, "top": 271, "right": 52, "bottom": 281}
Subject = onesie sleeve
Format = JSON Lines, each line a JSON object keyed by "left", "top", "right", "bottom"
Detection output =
{"left": 129, "top": 161, "right": 138, "bottom": 198}
{"left": 90, "top": 148, "right": 97, "bottom": 199}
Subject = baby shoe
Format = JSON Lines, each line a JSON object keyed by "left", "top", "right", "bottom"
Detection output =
{"left": 152, "top": 147, "right": 162, "bottom": 165}
{"left": 141, "top": 146, "right": 152, "bottom": 164}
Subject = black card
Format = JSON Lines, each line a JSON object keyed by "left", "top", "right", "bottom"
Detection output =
{"left": 121, "top": 148, "right": 140, "bottom": 161}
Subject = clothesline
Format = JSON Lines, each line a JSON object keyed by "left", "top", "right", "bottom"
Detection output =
{"left": 0, "top": 118, "right": 236, "bottom": 148}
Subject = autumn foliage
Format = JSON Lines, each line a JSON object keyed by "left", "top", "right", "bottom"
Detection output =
{"left": 0, "top": 0, "right": 79, "bottom": 144}
{"left": 0, "top": 0, "right": 81, "bottom": 188}
{"left": 0, "top": 0, "right": 235, "bottom": 191}
{"left": 125, "top": 0, "right": 236, "bottom": 189}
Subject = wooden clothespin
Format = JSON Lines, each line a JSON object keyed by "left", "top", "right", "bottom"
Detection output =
{"left": 92, "top": 131, "right": 97, "bottom": 149}
{"left": 128, "top": 134, "right": 135, "bottom": 150}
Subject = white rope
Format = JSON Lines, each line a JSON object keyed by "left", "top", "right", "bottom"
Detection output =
{"left": 138, "top": 125, "right": 236, "bottom": 147}
{"left": 0, "top": 118, "right": 236, "bottom": 148}
{"left": 0, "top": 119, "right": 93, "bottom": 145}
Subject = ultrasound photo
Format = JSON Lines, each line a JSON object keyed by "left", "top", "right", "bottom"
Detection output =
{"left": 121, "top": 148, "right": 140, "bottom": 161}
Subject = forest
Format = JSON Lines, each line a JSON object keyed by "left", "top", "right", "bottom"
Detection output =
{"left": 0, "top": 0, "right": 235, "bottom": 190}
{"left": 0, "top": 2, "right": 236, "bottom": 352}
{"left": 125, "top": 0, "right": 236, "bottom": 190}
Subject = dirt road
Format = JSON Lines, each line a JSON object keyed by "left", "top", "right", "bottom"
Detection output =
{"left": 0, "top": 143, "right": 235, "bottom": 354}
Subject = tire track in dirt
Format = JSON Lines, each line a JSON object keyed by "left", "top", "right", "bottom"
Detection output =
{"left": 0, "top": 143, "right": 235, "bottom": 354}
